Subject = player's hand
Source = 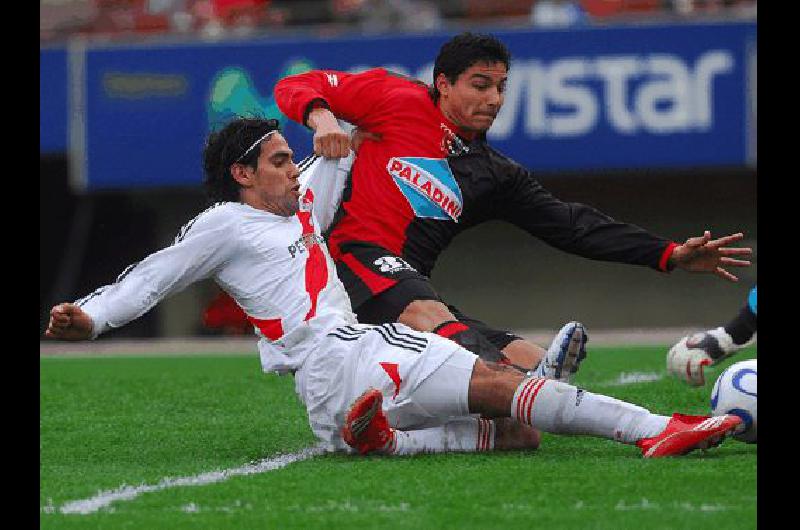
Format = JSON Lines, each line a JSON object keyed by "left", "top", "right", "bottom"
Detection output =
{"left": 44, "top": 303, "right": 94, "bottom": 341}
{"left": 351, "top": 128, "right": 382, "bottom": 152}
{"left": 668, "top": 231, "right": 752, "bottom": 282}
{"left": 308, "top": 108, "right": 351, "bottom": 158}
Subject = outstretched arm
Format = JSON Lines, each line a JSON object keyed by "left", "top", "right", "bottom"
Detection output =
{"left": 42, "top": 207, "right": 237, "bottom": 341}
{"left": 667, "top": 231, "right": 752, "bottom": 282}
{"left": 497, "top": 159, "right": 752, "bottom": 278}
{"left": 498, "top": 164, "right": 676, "bottom": 270}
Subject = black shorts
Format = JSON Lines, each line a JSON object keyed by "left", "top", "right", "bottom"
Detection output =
{"left": 337, "top": 243, "right": 522, "bottom": 351}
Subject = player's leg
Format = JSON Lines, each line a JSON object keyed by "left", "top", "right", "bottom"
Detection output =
{"left": 345, "top": 331, "right": 741, "bottom": 458}
{"left": 340, "top": 324, "right": 540, "bottom": 455}
{"left": 441, "top": 303, "right": 541, "bottom": 371}
{"left": 388, "top": 353, "right": 540, "bottom": 454}
{"left": 494, "top": 417, "right": 542, "bottom": 450}
{"left": 502, "top": 340, "right": 544, "bottom": 372}
{"left": 469, "top": 359, "right": 741, "bottom": 458}
{"left": 336, "top": 244, "right": 582, "bottom": 378}
{"left": 473, "top": 361, "right": 669, "bottom": 441}
{"left": 334, "top": 241, "right": 530, "bottom": 369}
{"left": 403, "top": 298, "right": 590, "bottom": 382}
{"left": 448, "top": 306, "right": 587, "bottom": 384}
{"left": 357, "top": 276, "right": 522, "bottom": 368}
{"left": 344, "top": 396, "right": 539, "bottom": 455}
{"left": 667, "top": 284, "right": 757, "bottom": 386}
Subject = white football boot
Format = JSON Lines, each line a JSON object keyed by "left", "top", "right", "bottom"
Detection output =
{"left": 529, "top": 321, "right": 587, "bottom": 383}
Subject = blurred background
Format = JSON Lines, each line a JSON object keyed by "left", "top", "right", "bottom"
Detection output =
{"left": 40, "top": 0, "right": 757, "bottom": 341}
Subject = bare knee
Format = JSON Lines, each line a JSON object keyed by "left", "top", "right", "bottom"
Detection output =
{"left": 398, "top": 299, "right": 455, "bottom": 332}
{"left": 502, "top": 339, "right": 545, "bottom": 372}
{"left": 494, "top": 418, "right": 541, "bottom": 451}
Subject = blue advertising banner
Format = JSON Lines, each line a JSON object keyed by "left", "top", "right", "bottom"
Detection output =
{"left": 40, "top": 47, "right": 68, "bottom": 154}
{"left": 57, "top": 21, "right": 756, "bottom": 191}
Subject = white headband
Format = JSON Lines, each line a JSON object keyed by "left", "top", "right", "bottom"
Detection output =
{"left": 235, "top": 130, "right": 278, "bottom": 162}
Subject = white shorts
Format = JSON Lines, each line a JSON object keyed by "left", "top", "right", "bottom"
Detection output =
{"left": 295, "top": 322, "right": 479, "bottom": 451}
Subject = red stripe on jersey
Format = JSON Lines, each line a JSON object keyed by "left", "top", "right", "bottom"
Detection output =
{"left": 434, "top": 321, "right": 469, "bottom": 339}
{"left": 297, "top": 209, "right": 328, "bottom": 321}
{"left": 247, "top": 316, "right": 284, "bottom": 340}
{"left": 340, "top": 252, "right": 398, "bottom": 295}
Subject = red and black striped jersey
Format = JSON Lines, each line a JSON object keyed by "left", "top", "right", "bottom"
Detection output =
{"left": 275, "top": 68, "right": 675, "bottom": 298}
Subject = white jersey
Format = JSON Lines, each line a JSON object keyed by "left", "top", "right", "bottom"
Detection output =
{"left": 77, "top": 154, "right": 356, "bottom": 375}
{"left": 71, "top": 151, "right": 479, "bottom": 452}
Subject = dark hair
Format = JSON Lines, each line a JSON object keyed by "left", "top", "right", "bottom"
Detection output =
{"left": 431, "top": 32, "right": 511, "bottom": 102}
{"left": 202, "top": 117, "right": 281, "bottom": 203}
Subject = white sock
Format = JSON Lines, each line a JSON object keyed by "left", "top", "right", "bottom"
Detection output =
{"left": 388, "top": 418, "right": 494, "bottom": 455}
{"left": 511, "top": 377, "right": 669, "bottom": 444}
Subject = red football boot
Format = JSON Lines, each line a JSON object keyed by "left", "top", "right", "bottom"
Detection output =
{"left": 637, "top": 413, "right": 742, "bottom": 458}
{"left": 342, "top": 388, "right": 395, "bottom": 455}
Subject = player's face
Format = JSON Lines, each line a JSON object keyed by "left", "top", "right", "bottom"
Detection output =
{"left": 437, "top": 61, "right": 507, "bottom": 132}
{"left": 251, "top": 133, "right": 301, "bottom": 216}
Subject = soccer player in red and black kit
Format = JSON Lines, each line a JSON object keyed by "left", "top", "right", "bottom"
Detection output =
{"left": 274, "top": 32, "right": 752, "bottom": 377}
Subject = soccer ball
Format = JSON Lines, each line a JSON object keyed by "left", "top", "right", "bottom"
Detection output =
{"left": 710, "top": 359, "right": 757, "bottom": 443}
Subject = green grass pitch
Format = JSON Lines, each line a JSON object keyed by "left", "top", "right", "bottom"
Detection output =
{"left": 40, "top": 345, "right": 756, "bottom": 529}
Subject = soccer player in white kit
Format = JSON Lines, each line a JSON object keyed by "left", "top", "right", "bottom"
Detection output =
{"left": 45, "top": 117, "right": 742, "bottom": 458}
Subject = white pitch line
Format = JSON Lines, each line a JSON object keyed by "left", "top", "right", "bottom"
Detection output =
{"left": 602, "top": 371, "right": 664, "bottom": 386}
{"left": 52, "top": 445, "right": 325, "bottom": 515}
